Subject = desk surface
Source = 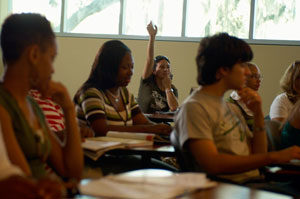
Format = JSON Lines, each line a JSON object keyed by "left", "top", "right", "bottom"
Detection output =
{"left": 77, "top": 169, "right": 292, "bottom": 199}
{"left": 144, "top": 113, "right": 174, "bottom": 123}
{"left": 108, "top": 144, "right": 175, "bottom": 156}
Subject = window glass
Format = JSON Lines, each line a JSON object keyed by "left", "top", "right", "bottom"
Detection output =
{"left": 186, "top": 0, "right": 250, "bottom": 38}
{"left": 123, "top": 0, "right": 183, "bottom": 36}
{"left": 64, "top": 0, "right": 120, "bottom": 34}
{"left": 11, "top": 0, "right": 61, "bottom": 32}
{"left": 254, "top": 0, "right": 300, "bottom": 40}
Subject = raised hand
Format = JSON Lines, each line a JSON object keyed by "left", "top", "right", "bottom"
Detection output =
{"left": 147, "top": 21, "right": 157, "bottom": 38}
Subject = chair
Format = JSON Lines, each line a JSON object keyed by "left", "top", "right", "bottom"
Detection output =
{"left": 265, "top": 120, "right": 283, "bottom": 151}
{"left": 170, "top": 130, "right": 194, "bottom": 172}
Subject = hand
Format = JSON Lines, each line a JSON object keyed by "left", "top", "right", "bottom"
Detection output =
{"left": 270, "top": 146, "right": 300, "bottom": 164}
{"left": 41, "top": 81, "right": 73, "bottom": 111}
{"left": 37, "top": 178, "right": 64, "bottom": 199}
{"left": 162, "top": 75, "right": 172, "bottom": 91}
{"left": 80, "top": 125, "right": 95, "bottom": 138}
{"left": 147, "top": 21, "right": 157, "bottom": 38}
{"left": 0, "top": 176, "right": 63, "bottom": 199}
{"left": 237, "top": 87, "right": 262, "bottom": 114}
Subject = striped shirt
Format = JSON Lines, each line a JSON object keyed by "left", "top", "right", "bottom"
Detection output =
{"left": 29, "top": 90, "right": 65, "bottom": 132}
{"left": 75, "top": 87, "right": 141, "bottom": 127}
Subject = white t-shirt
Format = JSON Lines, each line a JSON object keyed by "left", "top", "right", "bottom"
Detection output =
{"left": 0, "top": 123, "right": 23, "bottom": 180}
{"left": 174, "top": 88, "right": 259, "bottom": 183}
{"left": 269, "top": 93, "right": 293, "bottom": 120}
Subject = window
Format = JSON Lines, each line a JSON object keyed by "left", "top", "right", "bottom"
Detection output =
{"left": 123, "top": 0, "right": 183, "bottom": 37}
{"left": 64, "top": 0, "right": 120, "bottom": 34}
{"left": 254, "top": 0, "right": 300, "bottom": 40}
{"left": 2, "top": 0, "right": 300, "bottom": 44}
{"left": 10, "top": 0, "right": 61, "bottom": 32}
{"left": 186, "top": 0, "right": 250, "bottom": 39}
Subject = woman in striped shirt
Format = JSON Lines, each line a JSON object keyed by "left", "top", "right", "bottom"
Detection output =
{"left": 74, "top": 40, "right": 172, "bottom": 136}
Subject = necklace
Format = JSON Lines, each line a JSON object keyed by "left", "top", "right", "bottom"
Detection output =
{"left": 106, "top": 88, "right": 120, "bottom": 103}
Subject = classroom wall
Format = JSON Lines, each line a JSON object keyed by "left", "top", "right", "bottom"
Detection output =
{"left": 0, "top": 36, "right": 299, "bottom": 115}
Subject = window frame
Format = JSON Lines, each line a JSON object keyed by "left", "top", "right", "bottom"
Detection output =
{"left": 6, "top": 0, "right": 300, "bottom": 46}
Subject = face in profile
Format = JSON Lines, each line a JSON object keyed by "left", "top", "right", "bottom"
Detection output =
{"left": 246, "top": 65, "right": 261, "bottom": 91}
{"left": 115, "top": 52, "right": 134, "bottom": 87}
{"left": 226, "top": 62, "right": 251, "bottom": 90}
{"left": 31, "top": 39, "right": 57, "bottom": 94}
{"left": 153, "top": 59, "right": 171, "bottom": 79}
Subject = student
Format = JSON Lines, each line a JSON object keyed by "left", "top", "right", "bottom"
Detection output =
{"left": 174, "top": 33, "right": 300, "bottom": 185}
{"left": 137, "top": 22, "right": 178, "bottom": 113}
{"left": 0, "top": 122, "right": 63, "bottom": 199}
{"left": 29, "top": 89, "right": 94, "bottom": 141}
{"left": 270, "top": 61, "right": 300, "bottom": 122}
{"left": 74, "top": 40, "right": 172, "bottom": 136}
{"left": 0, "top": 13, "right": 83, "bottom": 180}
{"left": 281, "top": 99, "right": 300, "bottom": 148}
{"left": 227, "top": 62, "right": 262, "bottom": 131}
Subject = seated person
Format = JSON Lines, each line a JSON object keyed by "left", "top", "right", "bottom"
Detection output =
{"left": 270, "top": 61, "right": 300, "bottom": 122}
{"left": 74, "top": 40, "right": 172, "bottom": 136}
{"left": 137, "top": 22, "right": 178, "bottom": 113}
{"left": 29, "top": 90, "right": 94, "bottom": 141}
{"left": 0, "top": 122, "right": 63, "bottom": 199}
{"left": 0, "top": 13, "right": 83, "bottom": 180}
{"left": 174, "top": 33, "right": 300, "bottom": 186}
{"left": 281, "top": 99, "right": 300, "bottom": 148}
{"left": 29, "top": 89, "right": 66, "bottom": 142}
{"left": 227, "top": 62, "right": 262, "bottom": 131}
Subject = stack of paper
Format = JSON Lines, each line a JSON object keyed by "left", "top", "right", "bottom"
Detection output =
{"left": 80, "top": 170, "right": 217, "bottom": 199}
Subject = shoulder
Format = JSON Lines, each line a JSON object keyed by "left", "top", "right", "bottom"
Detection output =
{"left": 79, "top": 87, "right": 103, "bottom": 101}
{"left": 141, "top": 74, "right": 155, "bottom": 84}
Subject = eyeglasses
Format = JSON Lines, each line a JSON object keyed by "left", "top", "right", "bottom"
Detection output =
{"left": 247, "top": 74, "right": 263, "bottom": 80}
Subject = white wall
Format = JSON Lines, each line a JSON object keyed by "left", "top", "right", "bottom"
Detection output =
{"left": 1, "top": 36, "right": 299, "bottom": 115}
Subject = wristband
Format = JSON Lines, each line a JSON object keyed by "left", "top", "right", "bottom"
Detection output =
{"left": 165, "top": 88, "right": 173, "bottom": 93}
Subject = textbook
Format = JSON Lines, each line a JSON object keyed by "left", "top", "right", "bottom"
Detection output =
{"left": 82, "top": 131, "right": 155, "bottom": 161}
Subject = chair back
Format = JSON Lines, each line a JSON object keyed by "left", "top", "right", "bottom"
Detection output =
{"left": 170, "top": 130, "right": 194, "bottom": 171}
{"left": 265, "top": 120, "right": 283, "bottom": 151}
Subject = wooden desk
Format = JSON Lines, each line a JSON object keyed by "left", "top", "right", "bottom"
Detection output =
{"left": 77, "top": 169, "right": 292, "bottom": 199}
{"left": 144, "top": 113, "right": 174, "bottom": 123}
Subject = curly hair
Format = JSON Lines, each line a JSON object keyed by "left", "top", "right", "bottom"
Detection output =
{"left": 280, "top": 61, "right": 300, "bottom": 104}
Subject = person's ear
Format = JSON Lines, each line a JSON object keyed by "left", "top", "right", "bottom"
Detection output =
{"left": 27, "top": 44, "right": 40, "bottom": 66}
{"left": 216, "top": 67, "right": 229, "bottom": 79}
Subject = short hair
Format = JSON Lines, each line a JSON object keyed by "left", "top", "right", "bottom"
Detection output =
{"left": 74, "top": 40, "right": 131, "bottom": 102}
{"left": 280, "top": 60, "right": 300, "bottom": 104}
{"left": 196, "top": 33, "right": 253, "bottom": 85}
{"left": 1, "top": 13, "right": 55, "bottom": 65}
{"left": 153, "top": 55, "right": 170, "bottom": 71}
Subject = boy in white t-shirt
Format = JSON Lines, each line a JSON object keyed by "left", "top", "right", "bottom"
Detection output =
{"left": 174, "top": 33, "right": 300, "bottom": 195}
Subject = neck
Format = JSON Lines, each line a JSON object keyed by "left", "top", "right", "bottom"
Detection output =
{"left": 107, "top": 87, "right": 120, "bottom": 95}
{"left": 2, "top": 64, "right": 30, "bottom": 101}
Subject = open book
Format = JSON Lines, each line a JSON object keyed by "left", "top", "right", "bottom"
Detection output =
{"left": 82, "top": 131, "right": 155, "bottom": 161}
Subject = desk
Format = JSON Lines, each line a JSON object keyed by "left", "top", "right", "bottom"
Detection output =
{"left": 144, "top": 113, "right": 174, "bottom": 123}
{"left": 107, "top": 145, "right": 176, "bottom": 168}
{"left": 77, "top": 169, "right": 292, "bottom": 199}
